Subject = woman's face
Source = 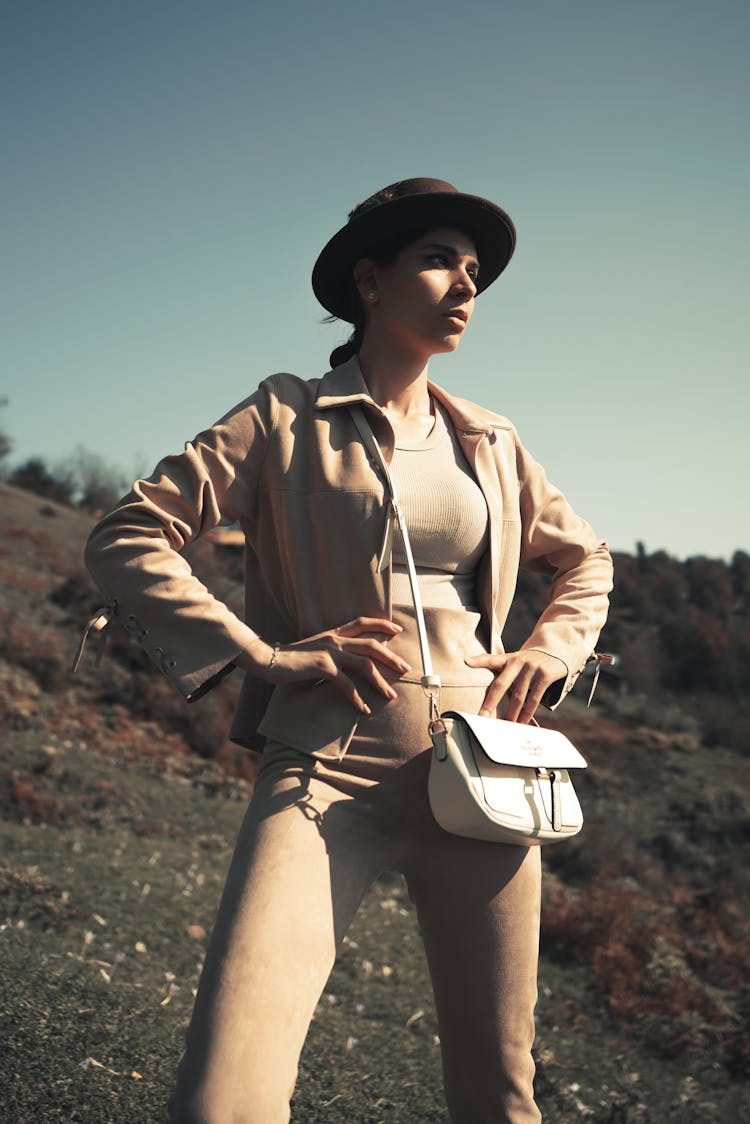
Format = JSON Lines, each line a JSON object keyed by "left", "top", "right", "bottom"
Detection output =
{"left": 360, "top": 226, "right": 479, "bottom": 359}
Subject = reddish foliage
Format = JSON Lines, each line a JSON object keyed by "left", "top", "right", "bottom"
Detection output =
{"left": 542, "top": 872, "right": 750, "bottom": 1073}
{"left": 678, "top": 889, "right": 750, "bottom": 990}
{"left": 2, "top": 772, "right": 62, "bottom": 825}
{"left": 131, "top": 819, "right": 185, "bottom": 837}
{"left": 4, "top": 527, "right": 55, "bottom": 546}
{"left": 0, "top": 566, "right": 49, "bottom": 591}
{"left": 0, "top": 612, "right": 71, "bottom": 691}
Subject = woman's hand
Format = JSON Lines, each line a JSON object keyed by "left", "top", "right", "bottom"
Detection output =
{"left": 235, "top": 617, "right": 411, "bottom": 716}
{"left": 464, "top": 649, "right": 567, "bottom": 724}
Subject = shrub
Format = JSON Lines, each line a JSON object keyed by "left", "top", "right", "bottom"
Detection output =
{"left": 542, "top": 873, "right": 750, "bottom": 1075}
{"left": 8, "top": 459, "right": 74, "bottom": 506}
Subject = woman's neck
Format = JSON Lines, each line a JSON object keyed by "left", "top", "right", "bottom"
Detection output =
{"left": 357, "top": 337, "right": 431, "bottom": 421}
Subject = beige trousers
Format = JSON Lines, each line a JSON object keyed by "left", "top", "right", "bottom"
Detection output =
{"left": 167, "top": 682, "right": 542, "bottom": 1123}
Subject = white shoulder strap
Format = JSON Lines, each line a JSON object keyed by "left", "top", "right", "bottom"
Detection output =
{"left": 348, "top": 406, "right": 441, "bottom": 701}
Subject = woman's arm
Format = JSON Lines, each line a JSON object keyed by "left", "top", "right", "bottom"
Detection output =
{"left": 467, "top": 431, "right": 613, "bottom": 722}
{"left": 83, "top": 381, "right": 276, "bottom": 700}
{"left": 83, "top": 377, "right": 409, "bottom": 710}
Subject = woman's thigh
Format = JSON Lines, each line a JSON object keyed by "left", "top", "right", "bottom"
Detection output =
{"left": 169, "top": 744, "right": 394, "bottom": 1124}
{"left": 404, "top": 836, "right": 542, "bottom": 1124}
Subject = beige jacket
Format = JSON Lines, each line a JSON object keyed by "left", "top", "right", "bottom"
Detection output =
{"left": 83, "top": 357, "right": 613, "bottom": 757}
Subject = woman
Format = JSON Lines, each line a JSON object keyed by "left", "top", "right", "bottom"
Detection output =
{"left": 81, "top": 178, "right": 613, "bottom": 1123}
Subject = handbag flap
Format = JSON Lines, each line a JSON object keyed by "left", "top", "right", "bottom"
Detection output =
{"left": 442, "top": 711, "right": 588, "bottom": 769}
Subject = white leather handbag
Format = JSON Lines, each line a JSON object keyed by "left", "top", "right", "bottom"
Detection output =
{"left": 427, "top": 709, "right": 587, "bottom": 845}
{"left": 349, "top": 405, "right": 589, "bottom": 847}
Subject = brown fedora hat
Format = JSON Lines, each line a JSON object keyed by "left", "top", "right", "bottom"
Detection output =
{"left": 312, "top": 177, "right": 516, "bottom": 321}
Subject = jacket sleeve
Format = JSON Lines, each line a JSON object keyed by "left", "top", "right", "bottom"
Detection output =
{"left": 82, "top": 377, "right": 277, "bottom": 700}
{"left": 513, "top": 431, "right": 614, "bottom": 708}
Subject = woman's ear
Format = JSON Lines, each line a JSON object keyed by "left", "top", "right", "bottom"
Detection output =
{"left": 353, "top": 258, "right": 379, "bottom": 303}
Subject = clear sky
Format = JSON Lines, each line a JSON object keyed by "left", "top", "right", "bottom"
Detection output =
{"left": 2, "top": 0, "right": 748, "bottom": 559}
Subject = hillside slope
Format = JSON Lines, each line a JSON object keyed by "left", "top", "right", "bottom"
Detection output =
{"left": 1, "top": 481, "right": 748, "bottom": 1121}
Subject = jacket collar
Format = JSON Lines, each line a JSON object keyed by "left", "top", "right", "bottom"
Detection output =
{"left": 315, "top": 356, "right": 377, "bottom": 411}
{"left": 315, "top": 355, "right": 512, "bottom": 435}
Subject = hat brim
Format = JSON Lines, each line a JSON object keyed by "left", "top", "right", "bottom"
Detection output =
{"left": 312, "top": 191, "right": 516, "bottom": 321}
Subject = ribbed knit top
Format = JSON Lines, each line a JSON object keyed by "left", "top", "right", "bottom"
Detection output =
{"left": 382, "top": 401, "right": 494, "bottom": 685}
{"left": 390, "top": 402, "right": 489, "bottom": 612}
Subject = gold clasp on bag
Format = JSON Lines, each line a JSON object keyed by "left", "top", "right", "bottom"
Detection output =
{"left": 421, "top": 674, "right": 442, "bottom": 726}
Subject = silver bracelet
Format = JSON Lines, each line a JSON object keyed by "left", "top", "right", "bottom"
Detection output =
{"left": 268, "top": 642, "right": 281, "bottom": 671}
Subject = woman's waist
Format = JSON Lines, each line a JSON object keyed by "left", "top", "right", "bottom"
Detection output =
{"left": 390, "top": 567, "right": 477, "bottom": 613}
{"left": 387, "top": 604, "right": 494, "bottom": 687}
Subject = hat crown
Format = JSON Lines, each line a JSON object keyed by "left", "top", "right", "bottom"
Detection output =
{"left": 348, "top": 178, "right": 458, "bottom": 222}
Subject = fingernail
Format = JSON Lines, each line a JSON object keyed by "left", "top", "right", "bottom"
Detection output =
{"left": 400, "top": 662, "right": 411, "bottom": 672}
{"left": 479, "top": 708, "right": 490, "bottom": 717}
{"left": 362, "top": 703, "right": 371, "bottom": 715}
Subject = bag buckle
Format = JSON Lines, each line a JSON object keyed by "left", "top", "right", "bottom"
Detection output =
{"left": 536, "top": 767, "right": 562, "bottom": 832}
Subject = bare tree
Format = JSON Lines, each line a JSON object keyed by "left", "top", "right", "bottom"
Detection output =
{"left": 57, "top": 446, "right": 128, "bottom": 514}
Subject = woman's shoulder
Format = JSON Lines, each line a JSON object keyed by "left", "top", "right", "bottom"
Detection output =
{"left": 428, "top": 381, "right": 517, "bottom": 436}
{"left": 213, "top": 370, "right": 324, "bottom": 428}
{"left": 250, "top": 369, "right": 324, "bottom": 406}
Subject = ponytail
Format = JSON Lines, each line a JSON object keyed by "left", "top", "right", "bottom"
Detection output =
{"left": 328, "top": 297, "right": 366, "bottom": 367}
{"left": 329, "top": 323, "right": 363, "bottom": 368}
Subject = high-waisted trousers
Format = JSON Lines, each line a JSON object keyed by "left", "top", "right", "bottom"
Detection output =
{"left": 167, "top": 677, "right": 542, "bottom": 1123}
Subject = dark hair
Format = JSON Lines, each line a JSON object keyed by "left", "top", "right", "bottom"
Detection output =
{"left": 328, "top": 226, "right": 430, "bottom": 367}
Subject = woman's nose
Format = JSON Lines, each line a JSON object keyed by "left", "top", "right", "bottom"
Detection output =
{"left": 452, "top": 268, "right": 477, "bottom": 298}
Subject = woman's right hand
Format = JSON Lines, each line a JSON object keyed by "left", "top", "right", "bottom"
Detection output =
{"left": 234, "top": 617, "right": 411, "bottom": 715}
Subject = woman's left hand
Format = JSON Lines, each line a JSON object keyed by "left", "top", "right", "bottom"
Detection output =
{"left": 464, "top": 650, "right": 567, "bottom": 724}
